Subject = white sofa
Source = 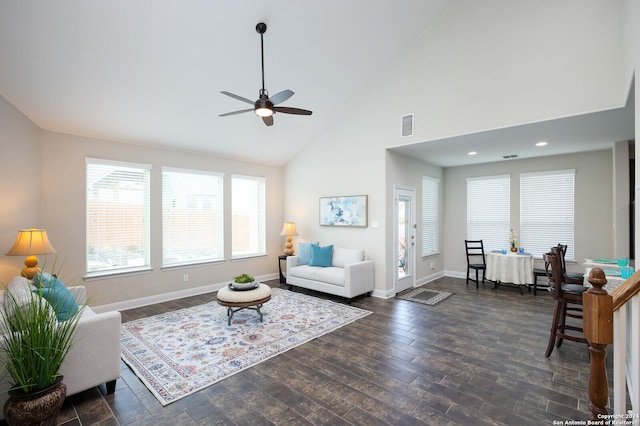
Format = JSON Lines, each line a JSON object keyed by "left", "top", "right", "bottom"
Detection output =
{"left": 286, "top": 245, "right": 374, "bottom": 299}
{"left": 0, "top": 276, "right": 121, "bottom": 419}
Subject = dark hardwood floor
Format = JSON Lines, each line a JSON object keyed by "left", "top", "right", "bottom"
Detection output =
{"left": 31, "top": 276, "right": 610, "bottom": 425}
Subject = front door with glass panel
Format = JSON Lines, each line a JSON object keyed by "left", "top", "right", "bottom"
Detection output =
{"left": 394, "top": 186, "right": 416, "bottom": 293}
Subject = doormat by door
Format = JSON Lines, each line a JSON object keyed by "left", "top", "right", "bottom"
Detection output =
{"left": 396, "top": 287, "right": 453, "bottom": 306}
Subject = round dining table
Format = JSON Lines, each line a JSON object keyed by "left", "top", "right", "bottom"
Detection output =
{"left": 486, "top": 251, "right": 534, "bottom": 293}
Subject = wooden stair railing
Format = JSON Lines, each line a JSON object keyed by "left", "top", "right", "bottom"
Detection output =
{"left": 584, "top": 267, "right": 640, "bottom": 419}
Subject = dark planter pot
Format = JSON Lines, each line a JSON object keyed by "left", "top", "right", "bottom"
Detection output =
{"left": 3, "top": 377, "right": 67, "bottom": 426}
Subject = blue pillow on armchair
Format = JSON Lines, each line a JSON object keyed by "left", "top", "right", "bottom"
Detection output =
{"left": 32, "top": 277, "right": 80, "bottom": 321}
{"left": 309, "top": 244, "right": 333, "bottom": 267}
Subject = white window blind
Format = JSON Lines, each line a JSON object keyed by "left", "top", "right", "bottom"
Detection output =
{"left": 467, "top": 175, "right": 510, "bottom": 251}
{"left": 520, "top": 170, "right": 575, "bottom": 259}
{"left": 86, "top": 158, "right": 151, "bottom": 276}
{"left": 232, "top": 175, "right": 266, "bottom": 259}
{"left": 162, "top": 167, "right": 224, "bottom": 267}
{"left": 421, "top": 176, "right": 439, "bottom": 256}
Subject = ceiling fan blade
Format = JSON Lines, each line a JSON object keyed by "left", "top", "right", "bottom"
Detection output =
{"left": 270, "top": 89, "right": 294, "bottom": 105}
{"left": 221, "top": 91, "right": 255, "bottom": 105}
{"left": 273, "top": 106, "right": 312, "bottom": 116}
{"left": 262, "top": 115, "right": 274, "bottom": 126}
{"left": 262, "top": 115, "right": 273, "bottom": 126}
{"left": 219, "top": 108, "right": 254, "bottom": 117}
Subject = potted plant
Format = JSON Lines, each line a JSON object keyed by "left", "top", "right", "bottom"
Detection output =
{"left": 232, "top": 273, "right": 256, "bottom": 290}
{"left": 0, "top": 275, "right": 83, "bottom": 425}
{"left": 510, "top": 228, "right": 518, "bottom": 252}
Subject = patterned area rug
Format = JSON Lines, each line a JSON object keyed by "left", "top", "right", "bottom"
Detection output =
{"left": 396, "top": 287, "right": 453, "bottom": 306}
{"left": 120, "top": 288, "right": 371, "bottom": 405}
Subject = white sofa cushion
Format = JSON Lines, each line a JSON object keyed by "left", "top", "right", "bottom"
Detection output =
{"left": 315, "top": 267, "right": 346, "bottom": 286}
{"left": 332, "top": 247, "right": 364, "bottom": 268}
{"left": 290, "top": 265, "right": 345, "bottom": 287}
{"left": 290, "top": 265, "right": 321, "bottom": 280}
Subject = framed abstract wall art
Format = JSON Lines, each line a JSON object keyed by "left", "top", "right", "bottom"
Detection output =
{"left": 319, "top": 195, "right": 368, "bottom": 227}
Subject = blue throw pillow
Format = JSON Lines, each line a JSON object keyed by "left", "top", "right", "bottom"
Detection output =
{"left": 309, "top": 244, "right": 333, "bottom": 267}
{"left": 32, "top": 271, "right": 55, "bottom": 288}
{"left": 33, "top": 277, "right": 79, "bottom": 321}
{"left": 298, "top": 242, "right": 319, "bottom": 265}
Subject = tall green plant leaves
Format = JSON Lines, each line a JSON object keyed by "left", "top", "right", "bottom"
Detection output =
{"left": 0, "top": 286, "right": 83, "bottom": 393}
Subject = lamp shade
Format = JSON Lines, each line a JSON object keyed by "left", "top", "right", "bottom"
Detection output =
{"left": 280, "top": 222, "right": 298, "bottom": 237}
{"left": 6, "top": 228, "right": 56, "bottom": 256}
{"left": 6, "top": 228, "right": 56, "bottom": 279}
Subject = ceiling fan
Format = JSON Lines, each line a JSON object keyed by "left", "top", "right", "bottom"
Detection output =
{"left": 219, "top": 22, "right": 312, "bottom": 127}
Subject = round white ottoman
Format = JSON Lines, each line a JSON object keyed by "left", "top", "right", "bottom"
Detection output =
{"left": 216, "top": 283, "right": 272, "bottom": 325}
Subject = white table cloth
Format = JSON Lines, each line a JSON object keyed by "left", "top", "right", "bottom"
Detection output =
{"left": 583, "top": 267, "right": 625, "bottom": 292}
{"left": 486, "top": 251, "right": 534, "bottom": 285}
{"left": 583, "top": 258, "right": 622, "bottom": 272}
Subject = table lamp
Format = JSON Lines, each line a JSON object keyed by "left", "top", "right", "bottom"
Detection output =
{"left": 280, "top": 222, "right": 298, "bottom": 256}
{"left": 6, "top": 228, "right": 56, "bottom": 279}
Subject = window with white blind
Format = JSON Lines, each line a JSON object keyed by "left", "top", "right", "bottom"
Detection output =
{"left": 520, "top": 170, "right": 575, "bottom": 259}
{"left": 467, "top": 175, "right": 510, "bottom": 251}
{"left": 162, "top": 167, "right": 224, "bottom": 267}
{"left": 421, "top": 176, "right": 439, "bottom": 256}
{"left": 232, "top": 175, "right": 266, "bottom": 259}
{"left": 86, "top": 158, "right": 151, "bottom": 276}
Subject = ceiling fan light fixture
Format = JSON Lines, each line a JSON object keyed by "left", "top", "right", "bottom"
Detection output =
{"left": 255, "top": 97, "right": 274, "bottom": 117}
{"left": 255, "top": 107, "right": 273, "bottom": 117}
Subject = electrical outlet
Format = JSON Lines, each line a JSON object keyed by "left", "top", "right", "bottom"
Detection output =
{"left": 183, "top": 274, "right": 189, "bottom": 282}
{"left": 430, "top": 262, "right": 435, "bottom": 269}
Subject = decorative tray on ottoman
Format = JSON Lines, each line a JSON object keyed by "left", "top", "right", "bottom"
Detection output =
{"left": 228, "top": 282, "right": 259, "bottom": 291}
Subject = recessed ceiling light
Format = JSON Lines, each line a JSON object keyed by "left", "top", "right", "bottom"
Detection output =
{"left": 535, "top": 141, "right": 548, "bottom": 147}
{"left": 468, "top": 151, "right": 477, "bottom": 156}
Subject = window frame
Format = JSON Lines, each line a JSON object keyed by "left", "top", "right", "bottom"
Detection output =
{"left": 85, "top": 158, "right": 152, "bottom": 278}
{"left": 520, "top": 169, "right": 575, "bottom": 259}
{"left": 231, "top": 174, "right": 267, "bottom": 260}
{"left": 161, "top": 167, "right": 225, "bottom": 268}
{"left": 421, "top": 176, "right": 439, "bottom": 257}
{"left": 466, "top": 174, "right": 511, "bottom": 251}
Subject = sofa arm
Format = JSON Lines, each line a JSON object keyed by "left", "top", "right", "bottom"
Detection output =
{"left": 62, "top": 309, "right": 122, "bottom": 396}
{"left": 286, "top": 255, "right": 300, "bottom": 278}
{"left": 344, "top": 260, "right": 375, "bottom": 297}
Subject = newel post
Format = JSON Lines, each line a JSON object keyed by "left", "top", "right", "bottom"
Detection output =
{"left": 583, "top": 267, "right": 614, "bottom": 419}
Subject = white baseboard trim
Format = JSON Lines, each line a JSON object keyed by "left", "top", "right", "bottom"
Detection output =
{"left": 372, "top": 288, "right": 395, "bottom": 299}
{"left": 415, "top": 270, "right": 445, "bottom": 286}
{"left": 92, "top": 273, "right": 279, "bottom": 314}
{"left": 93, "top": 270, "right": 477, "bottom": 313}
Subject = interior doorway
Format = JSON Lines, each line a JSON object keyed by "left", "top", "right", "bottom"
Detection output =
{"left": 394, "top": 185, "right": 416, "bottom": 293}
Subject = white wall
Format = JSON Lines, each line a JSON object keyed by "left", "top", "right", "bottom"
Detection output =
{"left": 0, "top": 96, "right": 42, "bottom": 284}
{"left": 623, "top": 0, "right": 640, "bottom": 260}
{"left": 385, "top": 151, "right": 444, "bottom": 290}
{"left": 443, "top": 150, "right": 614, "bottom": 276}
{"left": 285, "top": 0, "right": 627, "bottom": 294}
{"left": 36, "top": 131, "right": 284, "bottom": 306}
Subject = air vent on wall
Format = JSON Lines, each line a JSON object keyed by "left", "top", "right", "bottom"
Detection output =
{"left": 401, "top": 113, "right": 414, "bottom": 137}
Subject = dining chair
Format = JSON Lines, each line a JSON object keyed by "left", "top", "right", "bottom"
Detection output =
{"left": 543, "top": 247, "right": 588, "bottom": 357}
{"left": 531, "top": 267, "right": 549, "bottom": 296}
{"left": 558, "top": 243, "right": 584, "bottom": 284}
{"left": 465, "top": 240, "right": 486, "bottom": 288}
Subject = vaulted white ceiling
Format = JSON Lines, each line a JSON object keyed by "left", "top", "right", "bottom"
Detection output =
{"left": 1, "top": 1, "right": 634, "bottom": 168}
{"left": 0, "top": 0, "right": 456, "bottom": 166}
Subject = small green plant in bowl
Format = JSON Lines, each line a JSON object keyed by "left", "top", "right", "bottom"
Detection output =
{"left": 232, "top": 273, "right": 256, "bottom": 290}
{"left": 234, "top": 273, "right": 255, "bottom": 284}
